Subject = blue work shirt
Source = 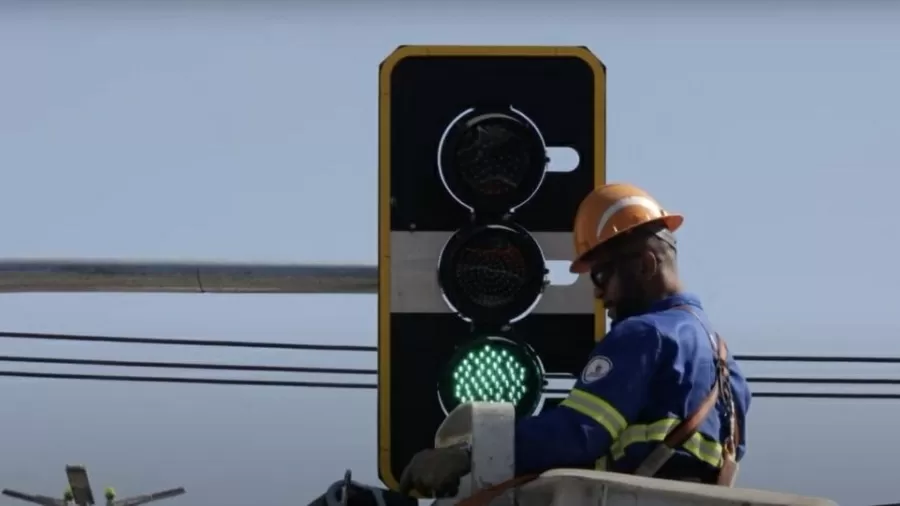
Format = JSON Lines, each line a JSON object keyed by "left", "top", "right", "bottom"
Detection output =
{"left": 514, "top": 293, "right": 751, "bottom": 476}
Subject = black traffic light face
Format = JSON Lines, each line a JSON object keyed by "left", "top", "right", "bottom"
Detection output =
{"left": 378, "top": 45, "right": 606, "bottom": 491}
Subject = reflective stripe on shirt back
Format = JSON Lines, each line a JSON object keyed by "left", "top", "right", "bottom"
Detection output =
{"left": 605, "top": 418, "right": 723, "bottom": 469}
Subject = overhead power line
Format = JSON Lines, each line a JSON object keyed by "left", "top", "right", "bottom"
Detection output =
{"left": 4, "top": 355, "right": 900, "bottom": 386}
{"left": 2, "top": 369, "right": 900, "bottom": 399}
{"left": 5, "top": 330, "right": 900, "bottom": 399}
{"left": 5, "top": 330, "right": 900, "bottom": 364}
{"left": 746, "top": 393, "right": 900, "bottom": 400}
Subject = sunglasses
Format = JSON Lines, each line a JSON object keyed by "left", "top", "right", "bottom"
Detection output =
{"left": 589, "top": 251, "right": 643, "bottom": 290}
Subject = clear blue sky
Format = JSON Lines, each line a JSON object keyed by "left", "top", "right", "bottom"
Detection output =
{"left": 0, "top": 2, "right": 898, "bottom": 505}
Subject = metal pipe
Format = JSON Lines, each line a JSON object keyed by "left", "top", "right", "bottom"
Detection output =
{"left": 0, "top": 260, "right": 378, "bottom": 294}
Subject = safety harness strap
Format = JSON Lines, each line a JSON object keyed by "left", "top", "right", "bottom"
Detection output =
{"left": 633, "top": 305, "right": 739, "bottom": 486}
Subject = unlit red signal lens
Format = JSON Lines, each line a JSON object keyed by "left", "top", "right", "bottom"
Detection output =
{"left": 438, "top": 107, "right": 547, "bottom": 214}
{"left": 437, "top": 223, "right": 546, "bottom": 325}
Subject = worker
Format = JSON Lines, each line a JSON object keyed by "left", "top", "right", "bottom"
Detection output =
{"left": 400, "top": 183, "right": 752, "bottom": 497}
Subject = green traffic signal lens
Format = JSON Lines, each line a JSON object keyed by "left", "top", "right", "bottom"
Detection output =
{"left": 438, "top": 336, "right": 545, "bottom": 418}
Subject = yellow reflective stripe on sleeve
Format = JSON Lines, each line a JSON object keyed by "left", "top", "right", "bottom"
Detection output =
{"left": 559, "top": 388, "right": 628, "bottom": 438}
{"left": 610, "top": 418, "right": 724, "bottom": 468}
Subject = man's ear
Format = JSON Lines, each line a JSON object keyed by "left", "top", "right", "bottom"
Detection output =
{"left": 640, "top": 250, "right": 659, "bottom": 280}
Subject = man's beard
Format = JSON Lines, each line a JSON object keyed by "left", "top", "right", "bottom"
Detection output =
{"left": 607, "top": 271, "right": 652, "bottom": 324}
{"left": 609, "top": 296, "right": 650, "bottom": 323}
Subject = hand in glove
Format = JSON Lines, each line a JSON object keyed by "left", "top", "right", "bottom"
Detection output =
{"left": 399, "top": 444, "right": 472, "bottom": 497}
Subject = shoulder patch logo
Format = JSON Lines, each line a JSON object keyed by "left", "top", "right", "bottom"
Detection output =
{"left": 581, "top": 356, "right": 614, "bottom": 384}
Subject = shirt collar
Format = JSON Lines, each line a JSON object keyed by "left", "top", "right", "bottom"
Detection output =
{"left": 647, "top": 292, "right": 703, "bottom": 313}
{"left": 609, "top": 293, "right": 702, "bottom": 327}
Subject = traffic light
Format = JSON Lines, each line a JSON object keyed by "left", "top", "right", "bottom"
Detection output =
{"left": 377, "top": 45, "right": 606, "bottom": 490}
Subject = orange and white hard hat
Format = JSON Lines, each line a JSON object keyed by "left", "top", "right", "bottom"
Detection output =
{"left": 569, "top": 183, "right": 684, "bottom": 274}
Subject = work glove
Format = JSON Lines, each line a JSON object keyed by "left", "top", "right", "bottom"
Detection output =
{"left": 399, "top": 444, "right": 472, "bottom": 498}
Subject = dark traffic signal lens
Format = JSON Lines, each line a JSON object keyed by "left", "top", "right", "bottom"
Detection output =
{"left": 438, "top": 223, "right": 546, "bottom": 325}
{"left": 437, "top": 335, "right": 545, "bottom": 418}
{"left": 438, "top": 107, "right": 547, "bottom": 214}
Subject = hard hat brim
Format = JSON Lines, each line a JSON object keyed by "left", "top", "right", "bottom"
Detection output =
{"left": 568, "top": 214, "right": 684, "bottom": 274}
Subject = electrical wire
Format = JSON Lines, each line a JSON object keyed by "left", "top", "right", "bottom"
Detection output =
{"left": 736, "top": 354, "right": 900, "bottom": 364}
{"left": 6, "top": 330, "right": 900, "bottom": 364}
{"left": 5, "top": 331, "right": 900, "bottom": 398}
{"left": 3, "top": 355, "right": 900, "bottom": 386}
{"left": 1, "top": 370, "right": 899, "bottom": 399}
